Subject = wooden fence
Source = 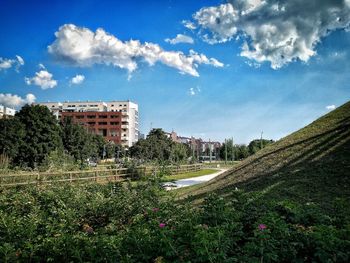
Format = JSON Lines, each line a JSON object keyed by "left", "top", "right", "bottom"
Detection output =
{"left": 0, "top": 164, "right": 202, "bottom": 187}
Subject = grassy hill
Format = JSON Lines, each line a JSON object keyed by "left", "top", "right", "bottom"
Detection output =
{"left": 179, "top": 101, "right": 350, "bottom": 210}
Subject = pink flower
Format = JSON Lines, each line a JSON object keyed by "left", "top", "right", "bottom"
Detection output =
{"left": 152, "top": 208, "right": 159, "bottom": 212}
{"left": 159, "top": 223, "right": 166, "bottom": 228}
{"left": 258, "top": 224, "right": 267, "bottom": 230}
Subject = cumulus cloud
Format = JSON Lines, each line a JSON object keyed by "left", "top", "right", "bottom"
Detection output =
{"left": 326, "top": 105, "right": 336, "bottom": 110}
{"left": 165, "top": 34, "right": 194, "bottom": 44}
{"left": 0, "top": 55, "right": 24, "bottom": 72}
{"left": 0, "top": 93, "right": 36, "bottom": 108}
{"left": 70, "top": 74, "right": 85, "bottom": 85}
{"left": 48, "top": 24, "right": 223, "bottom": 77}
{"left": 191, "top": 0, "right": 350, "bottom": 69}
{"left": 25, "top": 70, "right": 57, "bottom": 89}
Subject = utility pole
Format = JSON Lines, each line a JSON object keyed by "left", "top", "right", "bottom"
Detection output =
{"left": 225, "top": 139, "right": 227, "bottom": 164}
{"left": 209, "top": 139, "right": 212, "bottom": 163}
{"left": 231, "top": 137, "right": 234, "bottom": 163}
{"left": 260, "top": 131, "right": 264, "bottom": 150}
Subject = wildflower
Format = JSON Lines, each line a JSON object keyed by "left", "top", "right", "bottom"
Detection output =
{"left": 258, "top": 224, "right": 267, "bottom": 230}
{"left": 83, "top": 223, "right": 94, "bottom": 234}
{"left": 159, "top": 223, "right": 166, "bottom": 228}
{"left": 152, "top": 208, "right": 159, "bottom": 212}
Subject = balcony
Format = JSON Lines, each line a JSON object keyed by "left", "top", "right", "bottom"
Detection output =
{"left": 121, "top": 125, "right": 129, "bottom": 129}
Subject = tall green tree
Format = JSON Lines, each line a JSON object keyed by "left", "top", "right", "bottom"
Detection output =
{"left": 0, "top": 118, "right": 25, "bottom": 161}
{"left": 61, "top": 117, "right": 101, "bottom": 163}
{"left": 15, "top": 104, "right": 62, "bottom": 168}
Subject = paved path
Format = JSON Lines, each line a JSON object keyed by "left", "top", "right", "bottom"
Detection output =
{"left": 163, "top": 169, "right": 228, "bottom": 190}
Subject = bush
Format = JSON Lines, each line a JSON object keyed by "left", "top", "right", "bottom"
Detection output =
{"left": 0, "top": 183, "right": 349, "bottom": 262}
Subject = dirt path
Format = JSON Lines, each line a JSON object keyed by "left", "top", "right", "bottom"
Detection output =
{"left": 163, "top": 169, "right": 228, "bottom": 190}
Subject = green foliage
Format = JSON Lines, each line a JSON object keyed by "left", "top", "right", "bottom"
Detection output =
{"left": 0, "top": 118, "right": 25, "bottom": 161}
{"left": 14, "top": 105, "right": 63, "bottom": 168}
{"left": 60, "top": 117, "right": 97, "bottom": 163}
{"left": 1, "top": 105, "right": 113, "bottom": 169}
{"left": 248, "top": 139, "right": 274, "bottom": 155}
{"left": 219, "top": 138, "right": 273, "bottom": 161}
{"left": 130, "top": 128, "right": 189, "bottom": 164}
{"left": 39, "top": 150, "right": 79, "bottom": 172}
{"left": 0, "top": 184, "right": 349, "bottom": 262}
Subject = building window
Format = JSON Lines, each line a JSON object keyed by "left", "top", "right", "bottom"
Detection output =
{"left": 110, "top": 122, "right": 119, "bottom": 125}
{"left": 98, "top": 115, "right": 107, "bottom": 118}
{"left": 98, "top": 122, "right": 107, "bottom": 125}
{"left": 76, "top": 115, "right": 84, "bottom": 119}
{"left": 99, "top": 129, "right": 107, "bottom": 136}
{"left": 110, "top": 115, "right": 119, "bottom": 118}
{"left": 110, "top": 130, "right": 118, "bottom": 137}
{"left": 87, "top": 115, "right": 96, "bottom": 119}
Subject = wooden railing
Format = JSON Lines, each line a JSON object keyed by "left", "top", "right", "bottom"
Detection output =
{"left": 0, "top": 164, "right": 202, "bottom": 187}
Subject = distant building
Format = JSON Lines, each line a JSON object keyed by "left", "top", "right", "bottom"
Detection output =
{"left": 38, "top": 100, "right": 139, "bottom": 147}
{"left": 0, "top": 105, "right": 16, "bottom": 119}
{"left": 165, "top": 130, "right": 221, "bottom": 160}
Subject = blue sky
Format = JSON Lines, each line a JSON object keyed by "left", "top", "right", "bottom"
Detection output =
{"left": 1, "top": 0, "right": 350, "bottom": 143}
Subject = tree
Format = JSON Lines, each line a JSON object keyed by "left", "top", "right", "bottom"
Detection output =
{"left": 129, "top": 128, "right": 188, "bottom": 163}
{"left": 61, "top": 117, "right": 102, "bottom": 163}
{"left": 15, "top": 104, "right": 62, "bottom": 168}
{"left": 171, "top": 142, "right": 190, "bottom": 163}
{"left": 236, "top": 144, "right": 250, "bottom": 160}
{"left": 219, "top": 139, "right": 235, "bottom": 161}
{"left": 0, "top": 118, "right": 25, "bottom": 161}
{"left": 248, "top": 139, "right": 274, "bottom": 155}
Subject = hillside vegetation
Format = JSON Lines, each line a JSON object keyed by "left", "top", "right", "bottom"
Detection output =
{"left": 180, "top": 101, "right": 350, "bottom": 209}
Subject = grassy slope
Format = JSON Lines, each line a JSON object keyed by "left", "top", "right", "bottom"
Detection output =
{"left": 179, "top": 101, "right": 350, "bottom": 210}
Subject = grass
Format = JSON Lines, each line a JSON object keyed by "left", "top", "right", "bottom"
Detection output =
{"left": 162, "top": 169, "right": 218, "bottom": 181}
{"left": 178, "top": 100, "right": 350, "bottom": 212}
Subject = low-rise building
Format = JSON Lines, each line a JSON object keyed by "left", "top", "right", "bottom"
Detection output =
{"left": 165, "top": 130, "right": 221, "bottom": 160}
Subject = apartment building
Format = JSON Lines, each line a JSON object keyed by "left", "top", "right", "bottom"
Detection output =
{"left": 0, "top": 105, "right": 16, "bottom": 119}
{"left": 165, "top": 130, "right": 221, "bottom": 160}
{"left": 38, "top": 100, "right": 139, "bottom": 147}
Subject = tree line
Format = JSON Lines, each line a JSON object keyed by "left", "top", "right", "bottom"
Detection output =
{"left": 0, "top": 105, "right": 275, "bottom": 169}
{"left": 219, "top": 138, "right": 274, "bottom": 161}
{"left": 0, "top": 104, "right": 117, "bottom": 170}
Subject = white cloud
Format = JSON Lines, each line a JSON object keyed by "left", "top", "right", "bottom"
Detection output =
{"left": 189, "top": 86, "right": 201, "bottom": 96}
{"left": 326, "top": 105, "right": 336, "bottom": 110}
{"left": 0, "top": 55, "right": 24, "bottom": 72}
{"left": 0, "top": 93, "right": 36, "bottom": 108}
{"left": 165, "top": 34, "right": 194, "bottom": 45}
{"left": 25, "top": 70, "right": 57, "bottom": 89}
{"left": 192, "top": 0, "right": 350, "bottom": 69}
{"left": 38, "top": 63, "right": 46, "bottom": 69}
{"left": 70, "top": 74, "right": 85, "bottom": 85}
{"left": 48, "top": 24, "right": 223, "bottom": 77}
{"left": 182, "top": 20, "right": 197, "bottom": 30}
